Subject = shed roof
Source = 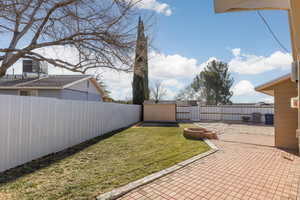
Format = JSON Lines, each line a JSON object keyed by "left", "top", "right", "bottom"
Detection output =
{"left": 255, "top": 74, "right": 291, "bottom": 96}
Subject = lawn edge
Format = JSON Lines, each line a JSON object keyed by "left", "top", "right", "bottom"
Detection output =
{"left": 96, "top": 139, "right": 219, "bottom": 200}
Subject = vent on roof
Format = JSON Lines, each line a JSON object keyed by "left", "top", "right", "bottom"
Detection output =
{"left": 23, "top": 60, "right": 48, "bottom": 78}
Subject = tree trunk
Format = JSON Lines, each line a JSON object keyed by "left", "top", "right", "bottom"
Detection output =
{"left": 0, "top": 68, "right": 6, "bottom": 77}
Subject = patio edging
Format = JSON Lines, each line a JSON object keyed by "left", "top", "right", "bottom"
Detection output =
{"left": 96, "top": 139, "right": 219, "bottom": 200}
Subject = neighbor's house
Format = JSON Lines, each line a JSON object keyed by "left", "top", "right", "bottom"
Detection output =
{"left": 256, "top": 74, "right": 298, "bottom": 150}
{"left": 0, "top": 75, "right": 105, "bottom": 101}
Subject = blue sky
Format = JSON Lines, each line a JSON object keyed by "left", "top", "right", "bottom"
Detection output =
{"left": 4, "top": 0, "right": 293, "bottom": 103}
{"left": 154, "top": 1, "right": 290, "bottom": 58}
{"left": 139, "top": 0, "right": 292, "bottom": 103}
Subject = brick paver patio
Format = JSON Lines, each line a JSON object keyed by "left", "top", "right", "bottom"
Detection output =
{"left": 118, "top": 140, "right": 300, "bottom": 200}
{"left": 218, "top": 132, "right": 274, "bottom": 147}
{"left": 197, "top": 122, "right": 274, "bottom": 146}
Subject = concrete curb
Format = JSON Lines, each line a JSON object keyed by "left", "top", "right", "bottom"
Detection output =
{"left": 96, "top": 139, "right": 219, "bottom": 200}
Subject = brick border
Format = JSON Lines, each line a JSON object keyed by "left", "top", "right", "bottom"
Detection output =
{"left": 96, "top": 139, "right": 219, "bottom": 200}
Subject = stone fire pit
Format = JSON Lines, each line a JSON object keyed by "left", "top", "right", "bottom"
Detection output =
{"left": 183, "top": 128, "right": 218, "bottom": 140}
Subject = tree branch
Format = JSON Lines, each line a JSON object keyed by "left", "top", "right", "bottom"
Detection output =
{"left": 30, "top": 0, "right": 77, "bottom": 45}
{"left": 0, "top": 0, "right": 148, "bottom": 76}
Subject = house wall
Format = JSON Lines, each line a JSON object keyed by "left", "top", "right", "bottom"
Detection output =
{"left": 37, "top": 90, "right": 61, "bottom": 99}
{"left": 61, "top": 89, "right": 89, "bottom": 101}
{"left": 68, "top": 79, "right": 102, "bottom": 101}
{"left": 0, "top": 90, "right": 18, "bottom": 95}
{"left": 0, "top": 79, "right": 102, "bottom": 102}
{"left": 60, "top": 89, "right": 101, "bottom": 101}
{"left": 274, "top": 80, "right": 298, "bottom": 150}
{"left": 69, "top": 79, "right": 98, "bottom": 93}
{"left": 0, "top": 89, "right": 62, "bottom": 99}
{"left": 144, "top": 104, "right": 176, "bottom": 122}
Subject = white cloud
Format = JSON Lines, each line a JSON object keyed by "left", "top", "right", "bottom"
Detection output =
{"left": 260, "top": 97, "right": 274, "bottom": 104}
{"left": 228, "top": 49, "right": 292, "bottom": 74}
{"left": 231, "top": 80, "right": 255, "bottom": 96}
{"left": 4, "top": 46, "right": 217, "bottom": 101}
{"left": 164, "top": 88, "right": 176, "bottom": 100}
{"left": 149, "top": 51, "right": 212, "bottom": 79}
{"left": 6, "top": 46, "right": 81, "bottom": 75}
{"left": 199, "top": 57, "right": 218, "bottom": 69}
{"left": 231, "top": 48, "right": 241, "bottom": 57}
{"left": 101, "top": 49, "right": 291, "bottom": 100}
{"left": 129, "top": 0, "right": 172, "bottom": 16}
{"left": 100, "top": 51, "right": 214, "bottom": 100}
{"left": 162, "top": 79, "right": 183, "bottom": 89}
{"left": 96, "top": 70, "right": 133, "bottom": 100}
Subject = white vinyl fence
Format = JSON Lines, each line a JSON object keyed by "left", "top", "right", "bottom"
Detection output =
{"left": 177, "top": 105, "right": 274, "bottom": 122}
{"left": 0, "top": 95, "right": 141, "bottom": 172}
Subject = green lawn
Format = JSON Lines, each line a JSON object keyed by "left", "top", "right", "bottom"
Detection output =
{"left": 0, "top": 123, "right": 209, "bottom": 200}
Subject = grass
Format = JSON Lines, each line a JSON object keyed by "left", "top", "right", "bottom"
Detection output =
{"left": 0, "top": 123, "right": 209, "bottom": 200}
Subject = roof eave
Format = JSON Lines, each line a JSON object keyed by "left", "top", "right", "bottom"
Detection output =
{"left": 255, "top": 88, "right": 274, "bottom": 96}
{"left": 89, "top": 78, "right": 107, "bottom": 97}
{"left": 62, "top": 75, "right": 92, "bottom": 89}
{"left": 216, "top": 7, "right": 289, "bottom": 13}
{"left": 214, "top": 0, "right": 290, "bottom": 13}
{"left": 255, "top": 74, "right": 291, "bottom": 96}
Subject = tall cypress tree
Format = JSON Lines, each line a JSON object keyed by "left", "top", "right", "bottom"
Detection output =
{"left": 132, "top": 17, "right": 149, "bottom": 105}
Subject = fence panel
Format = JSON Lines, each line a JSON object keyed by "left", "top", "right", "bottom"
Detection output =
{"left": 176, "top": 106, "right": 191, "bottom": 121}
{"left": 176, "top": 105, "right": 274, "bottom": 122}
{"left": 0, "top": 95, "right": 140, "bottom": 172}
{"left": 199, "top": 106, "right": 222, "bottom": 121}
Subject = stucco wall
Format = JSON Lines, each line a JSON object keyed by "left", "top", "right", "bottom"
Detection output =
{"left": 69, "top": 80, "right": 99, "bottom": 94}
{"left": 144, "top": 104, "right": 176, "bottom": 122}
{"left": 274, "top": 80, "right": 298, "bottom": 150}
{"left": 60, "top": 89, "right": 101, "bottom": 101}
{"left": 0, "top": 88, "right": 101, "bottom": 102}
{"left": 0, "top": 90, "right": 18, "bottom": 95}
{"left": 68, "top": 79, "right": 102, "bottom": 101}
{"left": 0, "top": 79, "right": 102, "bottom": 102}
{"left": 37, "top": 90, "right": 61, "bottom": 99}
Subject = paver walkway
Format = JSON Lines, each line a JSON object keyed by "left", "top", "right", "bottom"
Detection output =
{"left": 118, "top": 140, "right": 300, "bottom": 200}
{"left": 218, "top": 132, "right": 274, "bottom": 147}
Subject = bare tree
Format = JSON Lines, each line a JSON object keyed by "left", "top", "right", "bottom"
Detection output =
{"left": 150, "top": 81, "right": 167, "bottom": 103}
{"left": 0, "top": 0, "right": 146, "bottom": 77}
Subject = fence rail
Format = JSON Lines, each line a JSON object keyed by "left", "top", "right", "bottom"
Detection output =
{"left": 0, "top": 95, "right": 141, "bottom": 172}
{"left": 177, "top": 105, "right": 274, "bottom": 122}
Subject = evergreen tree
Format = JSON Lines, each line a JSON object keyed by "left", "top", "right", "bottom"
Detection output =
{"left": 200, "top": 60, "right": 233, "bottom": 105}
{"left": 176, "top": 60, "right": 234, "bottom": 105}
{"left": 132, "top": 18, "right": 149, "bottom": 105}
